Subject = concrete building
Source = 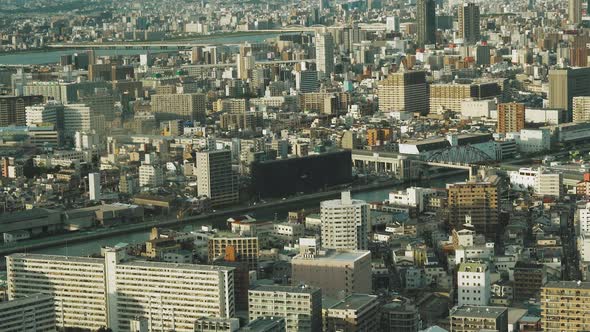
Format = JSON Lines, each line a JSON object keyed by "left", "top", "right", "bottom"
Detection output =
{"left": 196, "top": 149, "right": 239, "bottom": 207}
{"left": 0, "top": 294, "right": 56, "bottom": 332}
{"left": 208, "top": 233, "right": 259, "bottom": 271}
{"left": 519, "top": 128, "right": 551, "bottom": 153}
{"left": 139, "top": 163, "right": 164, "bottom": 187}
{"left": 323, "top": 294, "right": 380, "bottom": 332}
{"left": 548, "top": 67, "right": 590, "bottom": 111}
{"left": 457, "top": 261, "right": 491, "bottom": 306}
{"left": 151, "top": 93, "right": 207, "bottom": 121}
{"left": 89, "top": 172, "right": 101, "bottom": 201}
{"left": 7, "top": 249, "right": 235, "bottom": 332}
{"left": 449, "top": 305, "right": 508, "bottom": 332}
{"left": 513, "top": 262, "right": 546, "bottom": 301}
{"left": 291, "top": 250, "right": 372, "bottom": 298}
{"left": 248, "top": 285, "right": 322, "bottom": 332}
{"left": 573, "top": 96, "right": 590, "bottom": 122}
{"left": 458, "top": 3, "right": 481, "bottom": 44}
{"left": 416, "top": 0, "right": 436, "bottom": 46}
{"left": 377, "top": 70, "right": 429, "bottom": 114}
{"left": 569, "top": 0, "right": 582, "bottom": 24}
{"left": 195, "top": 317, "right": 240, "bottom": 332}
{"left": 541, "top": 281, "right": 590, "bottom": 331}
{"left": 0, "top": 95, "right": 44, "bottom": 127}
{"left": 320, "top": 191, "right": 369, "bottom": 250}
{"left": 447, "top": 176, "right": 500, "bottom": 238}
{"left": 497, "top": 102, "right": 525, "bottom": 134}
{"left": 380, "top": 298, "right": 421, "bottom": 332}
{"left": 25, "top": 101, "right": 64, "bottom": 128}
{"left": 430, "top": 83, "right": 500, "bottom": 115}
{"left": 316, "top": 33, "right": 335, "bottom": 78}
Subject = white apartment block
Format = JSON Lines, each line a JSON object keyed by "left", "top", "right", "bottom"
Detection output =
{"left": 509, "top": 168, "right": 562, "bottom": 197}
{"left": 320, "top": 191, "right": 369, "bottom": 250}
{"left": 579, "top": 202, "right": 590, "bottom": 235}
{"left": 25, "top": 102, "right": 62, "bottom": 127}
{"left": 7, "top": 249, "right": 235, "bottom": 332}
{"left": 7, "top": 254, "right": 108, "bottom": 330}
{"left": 457, "top": 262, "right": 490, "bottom": 306}
{"left": 0, "top": 294, "right": 56, "bottom": 332}
{"left": 388, "top": 187, "right": 438, "bottom": 212}
{"left": 248, "top": 285, "right": 322, "bottom": 332}
{"left": 139, "top": 164, "right": 164, "bottom": 187}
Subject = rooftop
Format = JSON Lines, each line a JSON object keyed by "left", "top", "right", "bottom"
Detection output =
{"left": 292, "top": 250, "right": 371, "bottom": 265}
{"left": 451, "top": 305, "right": 507, "bottom": 319}
{"left": 250, "top": 284, "right": 320, "bottom": 295}
{"left": 543, "top": 281, "right": 590, "bottom": 290}
{"left": 326, "top": 294, "right": 378, "bottom": 311}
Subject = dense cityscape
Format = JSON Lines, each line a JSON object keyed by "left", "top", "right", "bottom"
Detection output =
{"left": 2, "top": 0, "right": 590, "bottom": 331}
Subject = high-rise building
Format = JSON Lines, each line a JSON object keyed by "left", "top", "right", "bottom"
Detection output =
{"left": 548, "top": 67, "right": 590, "bottom": 111}
{"left": 7, "top": 249, "right": 235, "bottom": 332}
{"left": 315, "top": 33, "right": 335, "bottom": 78}
{"left": 450, "top": 305, "right": 508, "bottom": 332}
{"left": 378, "top": 70, "right": 429, "bottom": 114}
{"left": 296, "top": 70, "right": 320, "bottom": 93}
{"left": 457, "top": 261, "right": 490, "bottom": 306}
{"left": 497, "top": 102, "right": 525, "bottom": 134}
{"left": 0, "top": 95, "right": 44, "bottom": 127}
{"left": 447, "top": 176, "right": 500, "bottom": 238}
{"left": 151, "top": 93, "right": 207, "bottom": 122}
{"left": 541, "top": 281, "right": 590, "bottom": 331}
{"left": 0, "top": 294, "right": 56, "bottom": 332}
{"left": 138, "top": 162, "right": 164, "bottom": 188}
{"left": 323, "top": 294, "right": 380, "bottom": 332}
{"left": 196, "top": 149, "right": 239, "bottom": 207}
{"left": 291, "top": 249, "right": 372, "bottom": 298}
{"left": 386, "top": 16, "right": 400, "bottom": 33}
{"left": 25, "top": 101, "right": 64, "bottom": 129}
{"left": 63, "top": 104, "right": 105, "bottom": 139}
{"left": 458, "top": 3, "right": 480, "bottom": 44}
{"left": 89, "top": 172, "right": 101, "bottom": 201}
{"left": 248, "top": 284, "right": 322, "bottom": 332}
{"left": 569, "top": 0, "right": 582, "bottom": 24}
{"left": 320, "top": 191, "right": 369, "bottom": 250}
{"left": 573, "top": 96, "right": 590, "bottom": 122}
{"left": 416, "top": 0, "right": 436, "bottom": 47}
{"left": 429, "top": 82, "right": 501, "bottom": 114}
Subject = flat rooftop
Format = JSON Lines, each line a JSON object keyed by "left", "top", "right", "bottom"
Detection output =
{"left": 451, "top": 305, "right": 507, "bottom": 319}
{"left": 326, "top": 294, "right": 378, "bottom": 311}
{"left": 8, "top": 253, "right": 104, "bottom": 265}
{"left": 544, "top": 281, "right": 590, "bottom": 290}
{"left": 292, "top": 250, "right": 371, "bottom": 265}
{"left": 250, "top": 284, "right": 320, "bottom": 295}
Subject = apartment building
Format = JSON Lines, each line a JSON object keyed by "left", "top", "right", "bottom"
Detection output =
{"left": 449, "top": 305, "right": 508, "bottom": 332}
{"left": 377, "top": 70, "right": 429, "bottom": 114}
{"left": 208, "top": 233, "right": 259, "bottom": 270}
{"left": 151, "top": 93, "right": 207, "bottom": 121}
{"left": 320, "top": 191, "right": 369, "bottom": 250}
{"left": 323, "top": 294, "right": 380, "bottom": 332}
{"left": 541, "top": 281, "right": 590, "bottom": 331}
{"left": 248, "top": 285, "right": 322, "bottom": 332}
{"left": 0, "top": 294, "right": 56, "bottom": 332}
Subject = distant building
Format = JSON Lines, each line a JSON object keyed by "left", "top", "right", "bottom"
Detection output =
{"left": 548, "top": 67, "right": 590, "bottom": 111}
{"left": 497, "top": 102, "right": 525, "bottom": 134}
{"left": 151, "top": 93, "right": 207, "bottom": 121}
{"left": 88, "top": 172, "right": 100, "bottom": 201}
{"left": 196, "top": 149, "right": 239, "bottom": 207}
{"left": 416, "top": 0, "right": 436, "bottom": 46}
{"left": 208, "top": 233, "right": 259, "bottom": 270}
{"left": 378, "top": 70, "right": 429, "bottom": 114}
{"left": 316, "top": 33, "right": 335, "bottom": 78}
{"left": 458, "top": 3, "right": 480, "bottom": 44}
{"left": 320, "top": 191, "right": 369, "bottom": 250}
{"left": 0, "top": 95, "right": 44, "bottom": 127}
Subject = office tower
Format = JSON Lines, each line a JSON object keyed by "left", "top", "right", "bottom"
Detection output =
{"left": 320, "top": 191, "right": 369, "bottom": 250}
{"left": 475, "top": 44, "right": 491, "bottom": 65}
{"left": 513, "top": 262, "right": 546, "bottom": 301}
{"left": 208, "top": 234, "right": 259, "bottom": 270}
{"left": 0, "top": 294, "right": 56, "bottom": 332}
{"left": 323, "top": 294, "right": 380, "bottom": 332}
{"left": 458, "top": 3, "right": 480, "bottom": 44}
{"left": 573, "top": 96, "right": 590, "bottom": 122}
{"left": 196, "top": 150, "right": 239, "bottom": 207}
{"left": 569, "top": 0, "right": 582, "bottom": 24}
{"left": 248, "top": 285, "right": 322, "bottom": 332}
{"left": 447, "top": 176, "right": 500, "bottom": 238}
{"left": 237, "top": 45, "right": 256, "bottom": 80}
{"left": 89, "top": 172, "right": 101, "bottom": 201}
{"left": 296, "top": 70, "right": 320, "bottom": 93}
{"left": 548, "top": 67, "right": 590, "bottom": 111}
{"left": 457, "top": 261, "right": 490, "bottom": 306}
{"left": 377, "top": 70, "right": 429, "bottom": 114}
{"left": 25, "top": 101, "right": 64, "bottom": 128}
{"left": 381, "top": 299, "right": 421, "bottom": 332}
{"left": 450, "top": 306, "right": 508, "bottom": 332}
{"left": 0, "top": 95, "right": 44, "bottom": 127}
{"left": 497, "top": 102, "right": 525, "bottom": 134}
{"left": 386, "top": 16, "right": 400, "bottom": 33}
{"left": 541, "top": 281, "right": 590, "bottom": 331}
{"left": 151, "top": 93, "right": 207, "bottom": 122}
{"left": 291, "top": 250, "right": 372, "bottom": 298}
{"left": 416, "top": 0, "right": 436, "bottom": 47}
{"left": 6, "top": 254, "right": 109, "bottom": 330}
{"left": 315, "top": 33, "right": 335, "bottom": 78}
{"left": 8, "top": 250, "right": 235, "bottom": 332}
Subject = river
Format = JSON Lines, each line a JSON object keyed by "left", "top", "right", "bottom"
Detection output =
{"left": 31, "top": 173, "right": 467, "bottom": 256}
{"left": 0, "top": 33, "right": 284, "bottom": 65}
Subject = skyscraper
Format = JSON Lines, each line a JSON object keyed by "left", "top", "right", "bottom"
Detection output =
{"left": 416, "top": 0, "right": 436, "bottom": 47}
{"left": 497, "top": 102, "right": 525, "bottom": 134}
{"left": 458, "top": 3, "right": 480, "bottom": 44}
{"left": 196, "top": 149, "right": 239, "bottom": 207}
{"left": 548, "top": 67, "right": 590, "bottom": 110}
{"left": 315, "top": 33, "right": 335, "bottom": 78}
{"left": 320, "top": 191, "right": 369, "bottom": 250}
{"left": 569, "top": 0, "right": 581, "bottom": 24}
{"left": 88, "top": 172, "right": 101, "bottom": 201}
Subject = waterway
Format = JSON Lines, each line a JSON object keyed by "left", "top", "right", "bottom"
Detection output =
{"left": 0, "top": 33, "right": 284, "bottom": 65}
{"left": 31, "top": 173, "right": 467, "bottom": 257}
